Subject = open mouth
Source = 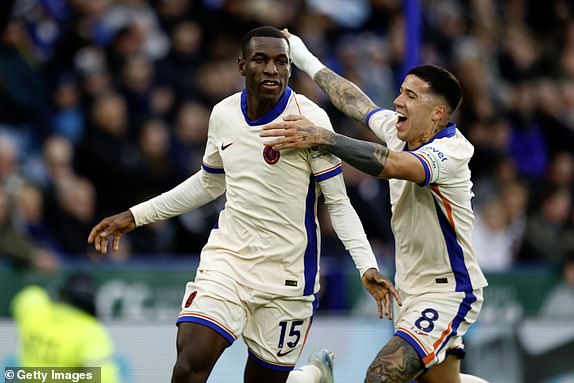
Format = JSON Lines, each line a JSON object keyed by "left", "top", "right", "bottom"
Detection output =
{"left": 396, "top": 112, "right": 407, "bottom": 128}
{"left": 261, "top": 80, "right": 281, "bottom": 90}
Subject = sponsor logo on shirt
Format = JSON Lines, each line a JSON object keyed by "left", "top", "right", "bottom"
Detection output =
{"left": 276, "top": 348, "right": 296, "bottom": 357}
{"left": 221, "top": 142, "right": 233, "bottom": 151}
{"left": 426, "top": 146, "right": 448, "bottom": 162}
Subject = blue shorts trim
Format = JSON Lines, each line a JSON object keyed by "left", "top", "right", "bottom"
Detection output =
{"left": 248, "top": 351, "right": 295, "bottom": 372}
{"left": 177, "top": 315, "right": 236, "bottom": 344}
{"left": 446, "top": 347, "right": 466, "bottom": 360}
{"left": 395, "top": 330, "right": 431, "bottom": 368}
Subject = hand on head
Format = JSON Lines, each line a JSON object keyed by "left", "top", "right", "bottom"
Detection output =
{"left": 280, "top": 29, "right": 325, "bottom": 77}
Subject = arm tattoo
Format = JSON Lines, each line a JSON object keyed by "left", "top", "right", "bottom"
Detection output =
{"left": 315, "top": 69, "right": 379, "bottom": 124}
{"left": 365, "top": 336, "right": 424, "bottom": 383}
{"left": 325, "top": 133, "right": 389, "bottom": 177}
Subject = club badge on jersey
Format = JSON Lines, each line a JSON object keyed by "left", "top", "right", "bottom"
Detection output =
{"left": 263, "top": 145, "right": 280, "bottom": 165}
{"left": 184, "top": 291, "right": 197, "bottom": 308}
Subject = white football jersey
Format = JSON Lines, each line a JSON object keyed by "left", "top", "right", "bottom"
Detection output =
{"left": 199, "top": 88, "right": 347, "bottom": 296}
{"left": 366, "top": 108, "right": 488, "bottom": 294}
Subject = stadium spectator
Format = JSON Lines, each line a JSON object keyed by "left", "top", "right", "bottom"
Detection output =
{"left": 50, "top": 176, "right": 98, "bottom": 256}
{"left": 0, "top": 186, "right": 59, "bottom": 272}
{"left": 518, "top": 186, "right": 574, "bottom": 267}
{"left": 76, "top": 92, "right": 139, "bottom": 215}
{"left": 51, "top": 75, "right": 86, "bottom": 145}
{"left": 472, "top": 196, "right": 515, "bottom": 272}
{"left": 540, "top": 249, "right": 574, "bottom": 319}
{"left": 15, "top": 182, "right": 61, "bottom": 253}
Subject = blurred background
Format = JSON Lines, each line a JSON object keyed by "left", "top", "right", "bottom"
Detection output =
{"left": 0, "top": 0, "right": 574, "bottom": 382}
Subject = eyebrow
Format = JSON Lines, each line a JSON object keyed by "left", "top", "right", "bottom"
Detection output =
{"left": 400, "top": 87, "right": 417, "bottom": 97}
{"left": 252, "top": 52, "right": 289, "bottom": 58}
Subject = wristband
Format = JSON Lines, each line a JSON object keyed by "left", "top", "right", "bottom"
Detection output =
{"left": 288, "top": 34, "right": 326, "bottom": 78}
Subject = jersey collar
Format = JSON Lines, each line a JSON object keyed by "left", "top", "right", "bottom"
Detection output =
{"left": 403, "top": 122, "right": 457, "bottom": 151}
{"left": 241, "top": 87, "right": 292, "bottom": 126}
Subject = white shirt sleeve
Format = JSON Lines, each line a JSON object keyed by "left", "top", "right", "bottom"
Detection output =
{"left": 129, "top": 169, "right": 226, "bottom": 226}
{"left": 410, "top": 138, "right": 471, "bottom": 187}
{"left": 365, "top": 108, "right": 397, "bottom": 144}
{"left": 319, "top": 173, "right": 379, "bottom": 276}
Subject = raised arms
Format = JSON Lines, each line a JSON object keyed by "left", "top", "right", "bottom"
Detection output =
{"left": 314, "top": 69, "right": 379, "bottom": 124}
{"left": 285, "top": 30, "right": 379, "bottom": 124}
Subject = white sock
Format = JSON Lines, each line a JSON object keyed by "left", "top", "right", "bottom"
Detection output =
{"left": 460, "top": 373, "right": 489, "bottom": 383}
{"left": 286, "top": 364, "right": 323, "bottom": 383}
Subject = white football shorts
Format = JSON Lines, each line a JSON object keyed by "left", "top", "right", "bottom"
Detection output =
{"left": 176, "top": 269, "right": 318, "bottom": 371}
{"left": 393, "top": 288, "right": 484, "bottom": 369}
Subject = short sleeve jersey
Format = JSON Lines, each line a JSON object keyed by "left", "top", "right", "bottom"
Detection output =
{"left": 366, "top": 108, "right": 488, "bottom": 294}
{"left": 199, "top": 87, "right": 343, "bottom": 297}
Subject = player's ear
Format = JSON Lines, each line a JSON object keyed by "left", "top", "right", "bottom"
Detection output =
{"left": 238, "top": 57, "right": 246, "bottom": 76}
{"left": 432, "top": 103, "right": 447, "bottom": 122}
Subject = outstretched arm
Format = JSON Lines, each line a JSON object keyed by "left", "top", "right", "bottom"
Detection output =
{"left": 285, "top": 30, "right": 379, "bottom": 124}
{"left": 261, "top": 115, "right": 426, "bottom": 183}
{"left": 88, "top": 170, "right": 226, "bottom": 254}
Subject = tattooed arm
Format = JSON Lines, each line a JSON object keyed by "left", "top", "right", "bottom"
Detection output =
{"left": 261, "top": 115, "right": 426, "bottom": 183}
{"left": 327, "top": 133, "right": 389, "bottom": 177}
{"left": 285, "top": 30, "right": 380, "bottom": 124}
{"left": 314, "top": 68, "right": 379, "bottom": 125}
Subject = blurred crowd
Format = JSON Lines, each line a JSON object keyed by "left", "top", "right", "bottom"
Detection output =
{"left": 0, "top": 0, "right": 573, "bottom": 275}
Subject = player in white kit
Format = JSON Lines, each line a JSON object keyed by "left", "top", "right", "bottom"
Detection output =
{"left": 261, "top": 31, "right": 489, "bottom": 383}
{"left": 88, "top": 26, "right": 400, "bottom": 383}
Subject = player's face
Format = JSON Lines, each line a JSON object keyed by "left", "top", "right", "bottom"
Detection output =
{"left": 239, "top": 36, "right": 291, "bottom": 103}
{"left": 393, "top": 74, "right": 443, "bottom": 148}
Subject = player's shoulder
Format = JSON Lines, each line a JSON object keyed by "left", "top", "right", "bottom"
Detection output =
{"left": 426, "top": 125, "right": 472, "bottom": 151}
{"left": 212, "top": 91, "right": 242, "bottom": 115}
{"left": 290, "top": 91, "right": 323, "bottom": 113}
{"left": 291, "top": 91, "right": 332, "bottom": 122}
{"left": 441, "top": 128, "right": 473, "bottom": 157}
{"left": 366, "top": 108, "right": 396, "bottom": 126}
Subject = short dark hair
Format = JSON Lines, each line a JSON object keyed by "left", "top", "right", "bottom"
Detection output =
{"left": 59, "top": 272, "right": 96, "bottom": 316}
{"left": 407, "top": 65, "right": 462, "bottom": 113}
{"left": 241, "top": 26, "right": 290, "bottom": 58}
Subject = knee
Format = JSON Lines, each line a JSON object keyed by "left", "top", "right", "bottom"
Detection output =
{"left": 171, "top": 349, "right": 210, "bottom": 383}
{"left": 364, "top": 359, "right": 414, "bottom": 383}
{"left": 171, "top": 361, "right": 195, "bottom": 383}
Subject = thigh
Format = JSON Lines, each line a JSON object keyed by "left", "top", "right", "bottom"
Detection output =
{"left": 393, "top": 289, "right": 483, "bottom": 370}
{"left": 243, "top": 294, "right": 317, "bottom": 373}
{"left": 174, "top": 321, "right": 230, "bottom": 376}
{"left": 416, "top": 354, "right": 461, "bottom": 383}
{"left": 365, "top": 335, "right": 424, "bottom": 383}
